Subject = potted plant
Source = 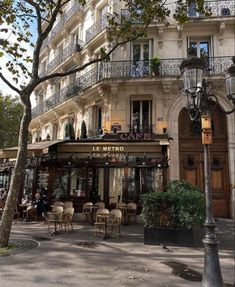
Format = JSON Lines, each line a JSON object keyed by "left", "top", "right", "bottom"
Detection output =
{"left": 150, "top": 56, "right": 161, "bottom": 76}
{"left": 140, "top": 180, "right": 205, "bottom": 247}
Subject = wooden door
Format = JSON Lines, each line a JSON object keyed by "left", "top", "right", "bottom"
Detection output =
{"left": 179, "top": 107, "right": 230, "bottom": 218}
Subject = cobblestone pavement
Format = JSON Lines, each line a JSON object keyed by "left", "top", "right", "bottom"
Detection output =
{"left": 0, "top": 237, "right": 40, "bottom": 257}
{"left": 0, "top": 219, "right": 234, "bottom": 287}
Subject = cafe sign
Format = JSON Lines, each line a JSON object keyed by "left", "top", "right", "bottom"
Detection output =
{"left": 92, "top": 146, "right": 125, "bottom": 152}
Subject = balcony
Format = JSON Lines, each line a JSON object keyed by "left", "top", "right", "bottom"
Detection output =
{"left": 129, "top": 124, "right": 153, "bottom": 133}
{"left": 85, "top": 13, "right": 110, "bottom": 43}
{"left": 188, "top": 0, "right": 235, "bottom": 18}
{"left": 40, "top": 2, "right": 83, "bottom": 53}
{"left": 47, "top": 40, "right": 84, "bottom": 73}
{"left": 32, "top": 56, "right": 232, "bottom": 118}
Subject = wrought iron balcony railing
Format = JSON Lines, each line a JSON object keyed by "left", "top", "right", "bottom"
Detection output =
{"left": 32, "top": 56, "right": 232, "bottom": 118}
{"left": 64, "top": 2, "right": 82, "bottom": 22}
{"left": 85, "top": 13, "right": 110, "bottom": 43}
{"left": 47, "top": 40, "right": 84, "bottom": 72}
{"left": 129, "top": 124, "right": 153, "bottom": 133}
{"left": 40, "top": 2, "right": 83, "bottom": 53}
{"left": 188, "top": 0, "right": 235, "bottom": 17}
{"left": 48, "top": 55, "right": 63, "bottom": 72}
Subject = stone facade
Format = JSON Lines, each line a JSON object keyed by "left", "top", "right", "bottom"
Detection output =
{"left": 29, "top": 0, "right": 235, "bottom": 217}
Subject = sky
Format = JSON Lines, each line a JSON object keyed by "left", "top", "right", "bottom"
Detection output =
{"left": 0, "top": 7, "right": 37, "bottom": 106}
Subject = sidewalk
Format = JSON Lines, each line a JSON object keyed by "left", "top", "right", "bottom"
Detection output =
{"left": 0, "top": 218, "right": 234, "bottom": 287}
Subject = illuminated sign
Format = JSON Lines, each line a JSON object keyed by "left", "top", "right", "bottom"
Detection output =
{"left": 92, "top": 146, "right": 125, "bottom": 152}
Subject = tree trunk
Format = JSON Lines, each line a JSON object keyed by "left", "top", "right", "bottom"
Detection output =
{"left": 0, "top": 96, "right": 31, "bottom": 247}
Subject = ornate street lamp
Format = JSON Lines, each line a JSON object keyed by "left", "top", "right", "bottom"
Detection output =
{"left": 180, "top": 51, "right": 235, "bottom": 287}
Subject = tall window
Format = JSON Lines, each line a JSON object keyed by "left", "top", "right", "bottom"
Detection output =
{"left": 188, "top": 37, "right": 211, "bottom": 71}
{"left": 189, "top": 39, "right": 210, "bottom": 58}
{"left": 132, "top": 41, "right": 151, "bottom": 76}
{"left": 90, "top": 105, "right": 102, "bottom": 135}
{"left": 130, "top": 100, "right": 152, "bottom": 132}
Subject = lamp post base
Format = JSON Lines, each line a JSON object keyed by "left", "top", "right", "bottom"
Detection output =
{"left": 201, "top": 223, "right": 223, "bottom": 287}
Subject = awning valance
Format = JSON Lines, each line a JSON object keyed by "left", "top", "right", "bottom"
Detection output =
{"left": 0, "top": 140, "right": 64, "bottom": 159}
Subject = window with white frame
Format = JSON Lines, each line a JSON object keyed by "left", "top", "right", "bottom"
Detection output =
{"left": 188, "top": 36, "right": 212, "bottom": 71}
{"left": 131, "top": 40, "right": 152, "bottom": 76}
{"left": 130, "top": 100, "right": 152, "bottom": 132}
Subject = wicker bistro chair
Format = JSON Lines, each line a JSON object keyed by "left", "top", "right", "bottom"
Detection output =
{"left": 95, "top": 202, "right": 105, "bottom": 209}
{"left": 53, "top": 201, "right": 64, "bottom": 207}
{"left": 59, "top": 207, "right": 74, "bottom": 231}
{"left": 82, "top": 202, "right": 93, "bottom": 224}
{"left": 107, "top": 209, "right": 122, "bottom": 238}
{"left": 94, "top": 208, "right": 110, "bottom": 235}
{"left": 63, "top": 201, "right": 73, "bottom": 208}
{"left": 126, "top": 203, "right": 137, "bottom": 224}
{"left": 47, "top": 205, "right": 64, "bottom": 233}
{"left": 116, "top": 202, "right": 127, "bottom": 225}
{"left": 22, "top": 204, "right": 37, "bottom": 221}
{"left": 93, "top": 202, "right": 105, "bottom": 222}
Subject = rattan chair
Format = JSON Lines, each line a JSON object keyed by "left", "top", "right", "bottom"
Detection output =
{"left": 107, "top": 209, "right": 122, "bottom": 238}
{"left": 59, "top": 207, "right": 74, "bottom": 231}
{"left": 94, "top": 208, "right": 109, "bottom": 235}
{"left": 47, "top": 205, "right": 64, "bottom": 233}
{"left": 126, "top": 203, "right": 137, "bottom": 224}
{"left": 64, "top": 201, "right": 73, "bottom": 208}
{"left": 82, "top": 202, "right": 93, "bottom": 224}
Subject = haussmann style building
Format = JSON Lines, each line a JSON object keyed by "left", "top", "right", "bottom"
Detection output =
{"left": 0, "top": 0, "right": 235, "bottom": 219}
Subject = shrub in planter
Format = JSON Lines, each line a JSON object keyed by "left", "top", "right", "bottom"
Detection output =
{"left": 140, "top": 180, "right": 205, "bottom": 246}
{"left": 150, "top": 57, "right": 161, "bottom": 76}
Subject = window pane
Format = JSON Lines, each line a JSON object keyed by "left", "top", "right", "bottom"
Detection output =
{"left": 143, "top": 44, "right": 149, "bottom": 61}
{"left": 200, "top": 42, "right": 209, "bottom": 57}
{"left": 142, "top": 100, "right": 150, "bottom": 130}
{"left": 133, "top": 44, "right": 141, "bottom": 62}
{"left": 109, "top": 168, "right": 125, "bottom": 204}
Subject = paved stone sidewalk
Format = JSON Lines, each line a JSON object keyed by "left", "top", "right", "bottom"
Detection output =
{"left": 0, "top": 218, "right": 234, "bottom": 287}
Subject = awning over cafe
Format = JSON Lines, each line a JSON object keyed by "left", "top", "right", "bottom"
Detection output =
{"left": 0, "top": 140, "right": 64, "bottom": 159}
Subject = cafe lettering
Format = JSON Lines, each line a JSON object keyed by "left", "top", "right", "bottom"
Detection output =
{"left": 92, "top": 146, "right": 125, "bottom": 152}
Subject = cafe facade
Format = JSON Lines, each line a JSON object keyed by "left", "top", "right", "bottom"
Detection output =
{"left": 1, "top": 0, "right": 235, "bottom": 218}
{"left": 0, "top": 134, "right": 170, "bottom": 213}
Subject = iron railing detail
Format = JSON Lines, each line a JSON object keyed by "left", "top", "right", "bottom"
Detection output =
{"left": 188, "top": 0, "right": 235, "bottom": 17}
{"left": 129, "top": 124, "right": 153, "bottom": 133}
{"left": 32, "top": 56, "right": 232, "bottom": 118}
{"left": 64, "top": 2, "right": 82, "bottom": 22}
{"left": 40, "top": 2, "right": 83, "bottom": 52}
{"left": 47, "top": 40, "right": 84, "bottom": 72}
{"left": 48, "top": 55, "right": 63, "bottom": 72}
{"left": 85, "top": 13, "right": 110, "bottom": 43}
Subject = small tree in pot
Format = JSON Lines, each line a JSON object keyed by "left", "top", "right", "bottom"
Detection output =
{"left": 150, "top": 57, "right": 161, "bottom": 76}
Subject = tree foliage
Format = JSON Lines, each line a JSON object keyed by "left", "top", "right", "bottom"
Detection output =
{"left": 0, "top": 92, "right": 23, "bottom": 148}
{"left": 0, "top": 0, "right": 209, "bottom": 247}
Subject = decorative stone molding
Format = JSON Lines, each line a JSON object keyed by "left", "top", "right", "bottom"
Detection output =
{"left": 177, "top": 24, "right": 183, "bottom": 48}
{"left": 87, "top": 47, "right": 93, "bottom": 61}
{"left": 162, "top": 81, "right": 172, "bottom": 94}
{"left": 74, "top": 99, "right": 85, "bottom": 117}
{"left": 52, "top": 111, "right": 60, "bottom": 121}
{"left": 38, "top": 119, "right": 45, "bottom": 129}
{"left": 219, "top": 22, "right": 225, "bottom": 46}
{"left": 110, "top": 83, "right": 119, "bottom": 108}
{"left": 158, "top": 26, "right": 165, "bottom": 49}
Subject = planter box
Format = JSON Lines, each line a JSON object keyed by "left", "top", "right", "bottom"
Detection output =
{"left": 144, "top": 226, "right": 203, "bottom": 247}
